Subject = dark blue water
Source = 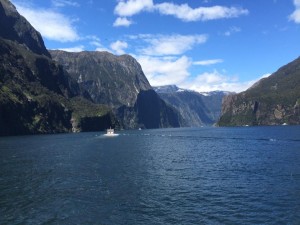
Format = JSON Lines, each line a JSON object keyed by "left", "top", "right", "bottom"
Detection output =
{"left": 1, "top": 126, "right": 300, "bottom": 224}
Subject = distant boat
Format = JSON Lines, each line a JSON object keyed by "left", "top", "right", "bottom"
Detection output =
{"left": 103, "top": 128, "right": 119, "bottom": 137}
{"left": 282, "top": 123, "right": 288, "bottom": 126}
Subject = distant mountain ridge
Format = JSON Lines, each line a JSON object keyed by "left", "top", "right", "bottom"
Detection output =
{"left": 154, "top": 85, "right": 230, "bottom": 126}
{"left": 218, "top": 57, "right": 300, "bottom": 126}
{"left": 154, "top": 85, "right": 188, "bottom": 93}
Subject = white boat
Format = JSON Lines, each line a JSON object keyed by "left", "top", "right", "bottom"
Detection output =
{"left": 103, "top": 128, "right": 119, "bottom": 137}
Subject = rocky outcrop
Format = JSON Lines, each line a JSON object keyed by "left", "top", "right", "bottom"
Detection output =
{"left": 218, "top": 57, "right": 300, "bottom": 126}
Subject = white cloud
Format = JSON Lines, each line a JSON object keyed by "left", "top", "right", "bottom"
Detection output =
{"left": 137, "top": 55, "right": 258, "bottom": 92}
{"left": 193, "top": 59, "right": 223, "bottom": 66}
{"left": 224, "top": 26, "right": 241, "bottom": 36}
{"left": 181, "top": 70, "right": 258, "bottom": 93}
{"left": 289, "top": 0, "right": 300, "bottom": 23}
{"left": 85, "top": 35, "right": 101, "bottom": 42}
{"left": 90, "top": 41, "right": 102, "bottom": 48}
{"left": 154, "top": 3, "right": 249, "bottom": 22}
{"left": 137, "top": 55, "right": 191, "bottom": 86}
{"left": 57, "top": 45, "right": 85, "bottom": 52}
{"left": 136, "top": 34, "right": 208, "bottom": 56}
{"left": 113, "top": 17, "right": 133, "bottom": 27}
{"left": 95, "top": 47, "right": 111, "bottom": 52}
{"left": 14, "top": 3, "right": 79, "bottom": 42}
{"left": 126, "top": 31, "right": 263, "bottom": 93}
{"left": 52, "top": 0, "right": 80, "bottom": 7}
{"left": 136, "top": 53, "right": 265, "bottom": 93}
{"left": 110, "top": 40, "right": 128, "bottom": 55}
{"left": 114, "top": 0, "right": 153, "bottom": 17}
{"left": 113, "top": 1, "right": 248, "bottom": 26}
{"left": 86, "top": 35, "right": 109, "bottom": 50}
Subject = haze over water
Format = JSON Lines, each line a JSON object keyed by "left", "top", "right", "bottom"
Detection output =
{"left": 1, "top": 126, "right": 300, "bottom": 224}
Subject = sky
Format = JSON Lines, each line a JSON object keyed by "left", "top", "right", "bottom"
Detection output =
{"left": 10, "top": 0, "right": 300, "bottom": 93}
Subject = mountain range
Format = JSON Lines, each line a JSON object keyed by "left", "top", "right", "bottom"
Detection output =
{"left": 0, "top": 0, "right": 181, "bottom": 135}
{"left": 154, "top": 85, "right": 229, "bottom": 126}
{"left": 1, "top": 0, "right": 298, "bottom": 136}
{"left": 49, "top": 50, "right": 182, "bottom": 129}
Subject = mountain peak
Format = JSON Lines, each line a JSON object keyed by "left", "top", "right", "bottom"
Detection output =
{"left": 0, "top": 0, "right": 50, "bottom": 57}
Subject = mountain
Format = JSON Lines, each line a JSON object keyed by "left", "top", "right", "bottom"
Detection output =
{"left": 50, "top": 50, "right": 151, "bottom": 108}
{"left": 116, "top": 89, "right": 182, "bottom": 129}
{"left": 218, "top": 57, "right": 300, "bottom": 126}
{"left": 50, "top": 50, "right": 182, "bottom": 129}
{"left": 0, "top": 0, "right": 182, "bottom": 135}
{"left": 0, "top": 0, "right": 50, "bottom": 57}
{"left": 154, "top": 85, "right": 228, "bottom": 126}
{"left": 199, "top": 91, "right": 233, "bottom": 123}
{"left": 154, "top": 85, "right": 186, "bottom": 93}
{"left": 0, "top": 0, "right": 114, "bottom": 135}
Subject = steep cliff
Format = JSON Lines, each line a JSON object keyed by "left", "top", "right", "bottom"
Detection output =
{"left": 218, "top": 57, "right": 300, "bottom": 126}
{"left": 50, "top": 51, "right": 182, "bottom": 129}
{"left": 50, "top": 50, "right": 151, "bottom": 108}
{"left": 154, "top": 85, "right": 228, "bottom": 126}
{"left": 117, "top": 90, "right": 182, "bottom": 129}
{"left": 0, "top": 0, "right": 113, "bottom": 135}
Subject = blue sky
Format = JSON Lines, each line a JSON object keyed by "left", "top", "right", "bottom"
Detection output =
{"left": 11, "top": 0, "right": 300, "bottom": 92}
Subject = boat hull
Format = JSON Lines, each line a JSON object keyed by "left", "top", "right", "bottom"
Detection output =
{"left": 103, "top": 133, "right": 119, "bottom": 137}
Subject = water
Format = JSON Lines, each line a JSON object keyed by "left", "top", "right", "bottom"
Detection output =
{"left": 1, "top": 126, "right": 300, "bottom": 224}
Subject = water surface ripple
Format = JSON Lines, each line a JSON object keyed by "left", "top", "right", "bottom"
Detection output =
{"left": 1, "top": 126, "right": 300, "bottom": 224}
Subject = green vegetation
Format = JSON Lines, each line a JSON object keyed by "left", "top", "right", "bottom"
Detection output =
{"left": 218, "top": 57, "right": 300, "bottom": 126}
{"left": 69, "top": 97, "right": 110, "bottom": 120}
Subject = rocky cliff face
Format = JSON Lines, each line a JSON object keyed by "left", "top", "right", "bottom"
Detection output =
{"left": 218, "top": 57, "right": 300, "bottom": 126}
{"left": 50, "top": 51, "right": 182, "bottom": 129}
{"left": 0, "top": 0, "right": 112, "bottom": 135}
{"left": 50, "top": 50, "right": 152, "bottom": 108}
{"left": 117, "top": 90, "right": 182, "bottom": 129}
{"left": 154, "top": 85, "right": 227, "bottom": 126}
